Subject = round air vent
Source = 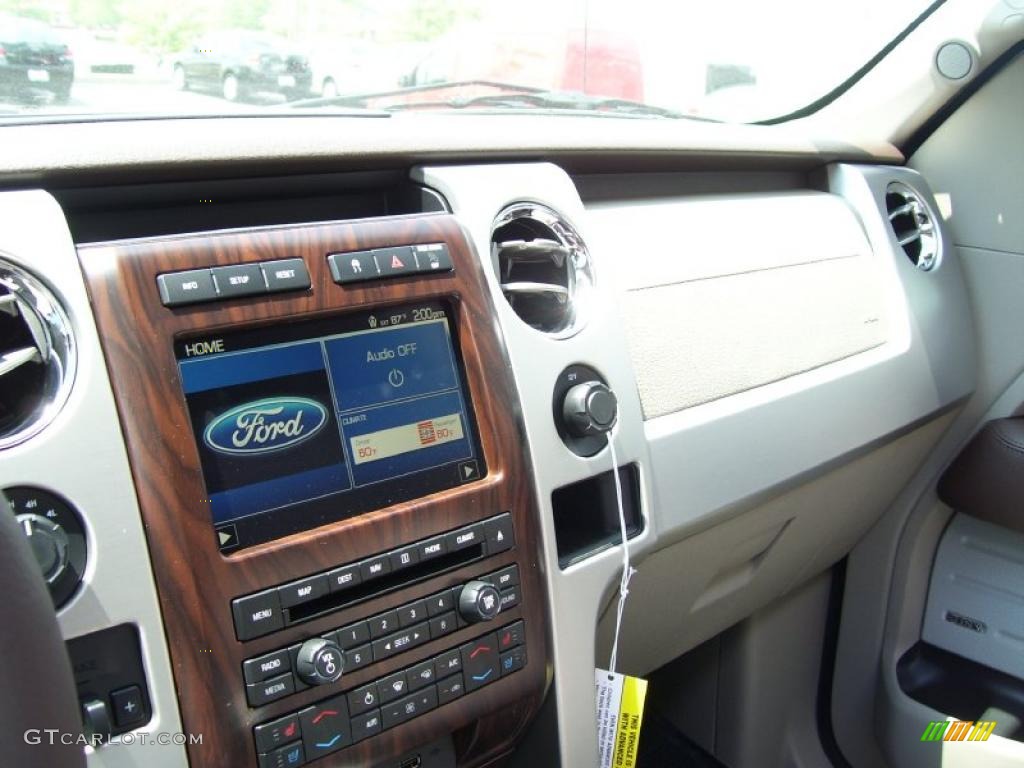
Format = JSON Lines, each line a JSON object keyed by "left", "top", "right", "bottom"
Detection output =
{"left": 490, "top": 203, "right": 593, "bottom": 337}
{"left": 886, "top": 182, "right": 939, "bottom": 271}
{"left": 0, "top": 257, "right": 75, "bottom": 448}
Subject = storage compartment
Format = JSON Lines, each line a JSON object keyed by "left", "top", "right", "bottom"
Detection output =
{"left": 551, "top": 464, "right": 642, "bottom": 568}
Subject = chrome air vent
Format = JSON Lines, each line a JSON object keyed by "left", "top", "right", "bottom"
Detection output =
{"left": 491, "top": 203, "right": 593, "bottom": 337}
{"left": 0, "top": 258, "right": 75, "bottom": 448}
{"left": 886, "top": 182, "right": 939, "bottom": 270}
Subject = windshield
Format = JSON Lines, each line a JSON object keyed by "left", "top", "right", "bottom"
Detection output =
{"left": 0, "top": 0, "right": 935, "bottom": 122}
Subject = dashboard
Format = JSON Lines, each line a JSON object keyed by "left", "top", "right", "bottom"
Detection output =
{"left": 0, "top": 116, "right": 974, "bottom": 768}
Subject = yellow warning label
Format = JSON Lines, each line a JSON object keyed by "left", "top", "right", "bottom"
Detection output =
{"left": 596, "top": 670, "right": 648, "bottom": 768}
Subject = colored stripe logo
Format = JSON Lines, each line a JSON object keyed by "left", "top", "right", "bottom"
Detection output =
{"left": 920, "top": 720, "right": 997, "bottom": 742}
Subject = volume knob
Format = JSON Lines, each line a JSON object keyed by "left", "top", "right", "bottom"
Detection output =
{"left": 295, "top": 638, "right": 345, "bottom": 686}
{"left": 458, "top": 580, "right": 502, "bottom": 623}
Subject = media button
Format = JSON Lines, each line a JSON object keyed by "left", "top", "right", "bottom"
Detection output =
{"left": 246, "top": 672, "right": 295, "bottom": 707}
{"left": 328, "top": 251, "right": 378, "bottom": 284}
{"left": 374, "top": 246, "right": 416, "bottom": 278}
{"left": 212, "top": 263, "right": 266, "bottom": 299}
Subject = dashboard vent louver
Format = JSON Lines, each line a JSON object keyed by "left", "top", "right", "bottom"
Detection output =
{"left": 886, "top": 182, "right": 938, "bottom": 271}
{"left": 0, "top": 258, "right": 75, "bottom": 449}
{"left": 490, "top": 203, "right": 593, "bottom": 337}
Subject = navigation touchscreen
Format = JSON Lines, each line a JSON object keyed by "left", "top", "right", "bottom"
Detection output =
{"left": 175, "top": 301, "right": 485, "bottom": 552}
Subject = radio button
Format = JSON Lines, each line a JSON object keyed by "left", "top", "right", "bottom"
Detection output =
{"left": 157, "top": 269, "right": 217, "bottom": 307}
{"left": 277, "top": 573, "right": 328, "bottom": 609}
{"left": 232, "top": 590, "right": 284, "bottom": 641}
{"left": 373, "top": 246, "right": 416, "bottom": 278}
{"left": 261, "top": 258, "right": 310, "bottom": 293}
{"left": 368, "top": 610, "right": 399, "bottom": 639}
{"left": 426, "top": 590, "right": 454, "bottom": 617}
{"left": 335, "top": 621, "right": 370, "bottom": 650}
{"left": 328, "top": 251, "right": 378, "bottom": 284}
{"left": 246, "top": 672, "right": 296, "bottom": 707}
{"left": 212, "top": 263, "right": 266, "bottom": 299}
{"left": 244, "top": 649, "right": 292, "bottom": 685}
{"left": 344, "top": 645, "right": 371, "bottom": 672}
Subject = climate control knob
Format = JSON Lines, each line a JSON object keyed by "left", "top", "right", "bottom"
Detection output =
{"left": 458, "top": 580, "right": 502, "bottom": 623}
{"left": 295, "top": 638, "right": 345, "bottom": 686}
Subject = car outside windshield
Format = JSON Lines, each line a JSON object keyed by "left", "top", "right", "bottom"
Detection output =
{"left": 0, "top": 0, "right": 935, "bottom": 122}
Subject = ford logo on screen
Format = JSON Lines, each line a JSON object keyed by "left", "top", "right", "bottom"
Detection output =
{"left": 203, "top": 398, "right": 328, "bottom": 456}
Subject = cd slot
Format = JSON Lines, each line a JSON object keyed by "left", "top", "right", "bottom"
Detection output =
{"left": 285, "top": 543, "right": 485, "bottom": 625}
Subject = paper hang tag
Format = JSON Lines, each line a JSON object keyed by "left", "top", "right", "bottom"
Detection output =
{"left": 595, "top": 669, "right": 648, "bottom": 768}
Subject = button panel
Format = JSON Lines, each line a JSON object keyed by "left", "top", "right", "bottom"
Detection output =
{"left": 231, "top": 514, "right": 513, "bottom": 641}
{"left": 328, "top": 242, "right": 454, "bottom": 288}
{"left": 241, "top": 560, "right": 521, "bottom": 708}
{"left": 157, "top": 258, "right": 311, "bottom": 307}
{"left": 253, "top": 621, "right": 525, "bottom": 765}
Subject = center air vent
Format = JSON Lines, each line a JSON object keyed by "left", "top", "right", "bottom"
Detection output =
{"left": 490, "top": 203, "right": 593, "bottom": 337}
{"left": 0, "top": 258, "right": 75, "bottom": 449}
{"left": 886, "top": 182, "right": 939, "bottom": 271}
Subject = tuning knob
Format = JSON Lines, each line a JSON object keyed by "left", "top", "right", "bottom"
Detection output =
{"left": 458, "top": 580, "right": 502, "bottom": 623}
{"left": 295, "top": 638, "right": 345, "bottom": 686}
{"left": 17, "top": 513, "right": 69, "bottom": 584}
{"left": 562, "top": 381, "right": 618, "bottom": 437}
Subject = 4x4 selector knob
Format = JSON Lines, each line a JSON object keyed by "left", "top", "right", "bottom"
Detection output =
{"left": 17, "top": 513, "right": 69, "bottom": 584}
{"left": 295, "top": 638, "right": 345, "bottom": 686}
{"left": 562, "top": 381, "right": 618, "bottom": 438}
{"left": 458, "top": 580, "right": 502, "bottom": 623}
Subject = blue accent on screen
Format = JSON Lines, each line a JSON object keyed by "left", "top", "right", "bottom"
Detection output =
{"left": 179, "top": 341, "right": 325, "bottom": 394}
{"left": 209, "top": 463, "right": 350, "bottom": 524}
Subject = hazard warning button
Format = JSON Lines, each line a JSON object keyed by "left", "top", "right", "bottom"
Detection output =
{"left": 374, "top": 246, "right": 417, "bottom": 278}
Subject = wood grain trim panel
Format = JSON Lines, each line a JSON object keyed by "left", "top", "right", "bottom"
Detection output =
{"left": 77, "top": 214, "right": 550, "bottom": 768}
